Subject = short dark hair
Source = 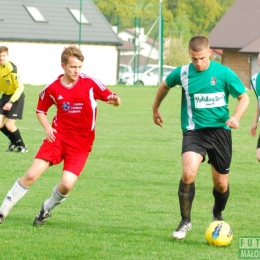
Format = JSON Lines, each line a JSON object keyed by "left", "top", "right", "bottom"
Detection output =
{"left": 61, "top": 46, "right": 84, "bottom": 64}
{"left": 189, "top": 36, "right": 210, "bottom": 52}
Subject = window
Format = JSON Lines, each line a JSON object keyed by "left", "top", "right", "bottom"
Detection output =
{"left": 68, "top": 8, "right": 90, "bottom": 24}
{"left": 24, "top": 6, "right": 47, "bottom": 23}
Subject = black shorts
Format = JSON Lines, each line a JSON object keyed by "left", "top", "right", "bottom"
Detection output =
{"left": 0, "top": 93, "right": 25, "bottom": 119}
{"left": 257, "top": 135, "right": 260, "bottom": 149}
{"left": 182, "top": 128, "right": 232, "bottom": 174}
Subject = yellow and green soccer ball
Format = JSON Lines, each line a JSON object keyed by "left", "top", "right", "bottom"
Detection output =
{"left": 205, "top": 221, "right": 233, "bottom": 246}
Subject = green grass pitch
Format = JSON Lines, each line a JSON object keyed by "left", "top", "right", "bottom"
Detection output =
{"left": 0, "top": 84, "right": 258, "bottom": 259}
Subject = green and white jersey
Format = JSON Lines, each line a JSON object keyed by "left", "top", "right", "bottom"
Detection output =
{"left": 166, "top": 61, "right": 246, "bottom": 132}
{"left": 250, "top": 72, "right": 260, "bottom": 122}
{"left": 250, "top": 72, "right": 260, "bottom": 103}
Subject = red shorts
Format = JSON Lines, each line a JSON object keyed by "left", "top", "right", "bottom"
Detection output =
{"left": 35, "top": 139, "right": 90, "bottom": 176}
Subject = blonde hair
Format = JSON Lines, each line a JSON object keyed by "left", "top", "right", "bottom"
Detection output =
{"left": 61, "top": 46, "right": 84, "bottom": 64}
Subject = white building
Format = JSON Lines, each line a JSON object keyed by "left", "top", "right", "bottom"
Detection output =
{"left": 118, "top": 28, "right": 158, "bottom": 68}
{"left": 0, "top": 0, "right": 122, "bottom": 85}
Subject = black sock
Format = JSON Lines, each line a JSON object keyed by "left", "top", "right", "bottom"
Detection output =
{"left": 178, "top": 179, "right": 195, "bottom": 223}
{"left": 10, "top": 129, "right": 26, "bottom": 147}
{"left": 0, "top": 125, "right": 14, "bottom": 143}
{"left": 213, "top": 185, "right": 230, "bottom": 218}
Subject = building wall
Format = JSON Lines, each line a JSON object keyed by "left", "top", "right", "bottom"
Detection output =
{"left": 222, "top": 50, "right": 251, "bottom": 89}
{"left": 250, "top": 54, "right": 259, "bottom": 78}
{"left": 5, "top": 42, "right": 118, "bottom": 86}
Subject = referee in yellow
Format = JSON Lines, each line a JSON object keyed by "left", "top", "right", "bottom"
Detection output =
{"left": 0, "top": 46, "right": 28, "bottom": 153}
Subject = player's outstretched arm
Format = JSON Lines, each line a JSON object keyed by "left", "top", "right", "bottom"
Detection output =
{"left": 107, "top": 94, "right": 121, "bottom": 106}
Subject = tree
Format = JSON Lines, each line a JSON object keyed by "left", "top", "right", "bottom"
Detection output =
{"left": 169, "top": 14, "right": 192, "bottom": 44}
{"left": 171, "top": 0, "right": 222, "bottom": 35}
{"left": 164, "top": 37, "right": 190, "bottom": 67}
{"left": 93, "top": 0, "right": 236, "bottom": 37}
{"left": 93, "top": 0, "right": 174, "bottom": 38}
{"left": 216, "top": 0, "right": 236, "bottom": 9}
{"left": 216, "top": 0, "right": 236, "bottom": 17}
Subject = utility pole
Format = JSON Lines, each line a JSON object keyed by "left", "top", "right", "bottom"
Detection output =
{"left": 79, "top": 0, "right": 82, "bottom": 48}
{"left": 158, "top": 0, "right": 163, "bottom": 83}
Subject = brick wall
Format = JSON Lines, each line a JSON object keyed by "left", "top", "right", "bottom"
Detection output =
{"left": 222, "top": 50, "right": 251, "bottom": 89}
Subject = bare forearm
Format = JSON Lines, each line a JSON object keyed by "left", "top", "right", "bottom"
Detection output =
{"left": 152, "top": 81, "right": 171, "bottom": 127}
{"left": 36, "top": 113, "right": 51, "bottom": 131}
{"left": 152, "top": 81, "right": 170, "bottom": 111}
{"left": 232, "top": 93, "right": 250, "bottom": 121}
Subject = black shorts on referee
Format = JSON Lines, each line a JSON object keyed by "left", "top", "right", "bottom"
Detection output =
{"left": 182, "top": 128, "right": 232, "bottom": 174}
{"left": 0, "top": 93, "right": 25, "bottom": 119}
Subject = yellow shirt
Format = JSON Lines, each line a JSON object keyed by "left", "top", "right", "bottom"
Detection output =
{"left": 0, "top": 61, "right": 24, "bottom": 102}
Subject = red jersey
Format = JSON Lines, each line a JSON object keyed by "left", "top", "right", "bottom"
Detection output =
{"left": 36, "top": 73, "right": 115, "bottom": 151}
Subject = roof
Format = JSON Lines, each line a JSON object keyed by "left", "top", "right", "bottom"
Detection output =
{"left": 208, "top": 0, "right": 260, "bottom": 53}
{"left": 120, "top": 28, "right": 159, "bottom": 48}
{"left": 0, "top": 0, "right": 122, "bottom": 45}
{"left": 240, "top": 36, "right": 260, "bottom": 52}
{"left": 120, "top": 40, "right": 135, "bottom": 51}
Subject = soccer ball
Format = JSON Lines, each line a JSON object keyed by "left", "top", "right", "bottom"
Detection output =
{"left": 205, "top": 221, "right": 233, "bottom": 246}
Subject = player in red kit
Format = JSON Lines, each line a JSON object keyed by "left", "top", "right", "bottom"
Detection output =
{"left": 0, "top": 46, "right": 121, "bottom": 225}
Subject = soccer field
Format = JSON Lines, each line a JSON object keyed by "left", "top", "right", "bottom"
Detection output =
{"left": 0, "top": 84, "right": 258, "bottom": 259}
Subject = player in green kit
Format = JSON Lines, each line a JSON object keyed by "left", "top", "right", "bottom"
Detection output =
{"left": 152, "top": 36, "right": 249, "bottom": 240}
{"left": 250, "top": 53, "right": 260, "bottom": 161}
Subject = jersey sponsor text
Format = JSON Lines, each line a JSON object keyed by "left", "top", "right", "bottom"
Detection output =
{"left": 194, "top": 92, "right": 225, "bottom": 108}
